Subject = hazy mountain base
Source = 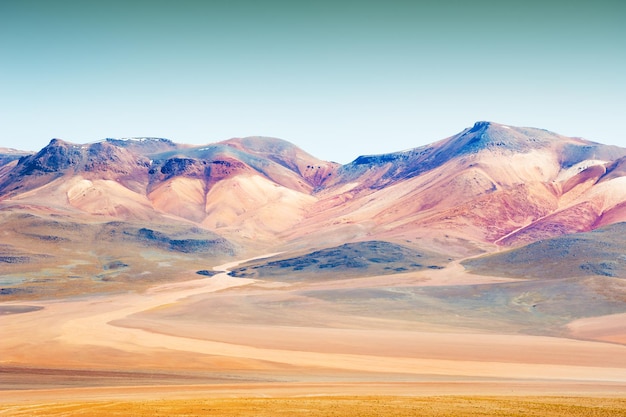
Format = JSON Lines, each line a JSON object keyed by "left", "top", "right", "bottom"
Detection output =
{"left": 0, "top": 210, "right": 238, "bottom": 300}
{"left": 226, "top": 241, "right": 449, "bottom": 281}
{"left": 462, "top": 222, "right": 626, "bottom": 279}
{"left": 3, "top": 216, "right": 626, "bottom": 338}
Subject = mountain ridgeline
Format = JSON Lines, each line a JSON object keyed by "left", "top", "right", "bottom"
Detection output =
{"left": 1, "top": 121, "right": 625, "bottom": 284}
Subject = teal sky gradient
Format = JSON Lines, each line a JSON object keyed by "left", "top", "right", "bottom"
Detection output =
{"left": 1, "top": 0, "right": 625, "bottom": 162}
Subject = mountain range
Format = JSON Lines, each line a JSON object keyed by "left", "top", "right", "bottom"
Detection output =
{"left": 3, "top": 121, "right": 626, "bottom": 246}
{"left": 1, "top": 121, "right": 626, "bottom": 300}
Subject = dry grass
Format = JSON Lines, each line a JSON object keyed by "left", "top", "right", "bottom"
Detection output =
{"left": 1, "top": 396, "right": 625, "bottom": 417}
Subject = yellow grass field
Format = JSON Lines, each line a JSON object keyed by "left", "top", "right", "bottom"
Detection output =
{"left": 2, "top": 396, "right": 626, "bottom": 417}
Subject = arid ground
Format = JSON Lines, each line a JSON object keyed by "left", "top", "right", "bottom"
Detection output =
{"left": 2, "top": 254, "right": 626, "bottom": 415}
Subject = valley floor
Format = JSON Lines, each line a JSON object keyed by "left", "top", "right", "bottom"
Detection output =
{"left": 1, "top": 255, "right": 626, "bottom": 414}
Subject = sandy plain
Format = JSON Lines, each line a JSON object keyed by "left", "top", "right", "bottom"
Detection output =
{"left": 2, "top": 255, "right": 626, "bottom": 415}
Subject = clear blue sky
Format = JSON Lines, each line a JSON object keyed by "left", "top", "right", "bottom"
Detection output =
{"left": 1, "top": 0, "right": 624, "bottom": 163}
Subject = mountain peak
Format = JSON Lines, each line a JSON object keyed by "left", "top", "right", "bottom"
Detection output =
{"left": 221, "top": 136, "right": 309, "bottom": 157}
{"left": 219, "top": 136, "right": 339, "bottom": 187}
{"left": 468, "top": 121, "right": 521, "bottom": 132}
{"left": 24, "top": 138, "right": 83, "bottom": 173}
{"left": 448, "top": 121, "right": 559, "bottom": 155}
{"left": 0, "top": 137, "right": 152, "bottom": 196}
{"left": 47, "top": 137, "right": 74, "bottom": 144}
{"left": 468, "top": 120, "right": 493, "bottom": 132}
{"left": 103, "top": 137, "right": 179, "bottom": 155}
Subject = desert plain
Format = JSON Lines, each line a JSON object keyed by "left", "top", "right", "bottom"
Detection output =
{"left": 2, "top": 253, "right": 626, "bottom": 416}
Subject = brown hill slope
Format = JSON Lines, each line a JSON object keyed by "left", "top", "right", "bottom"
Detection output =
{"left": 463, "top": 222, "right": 626, "bottom": 279}
{"left": 0, "top": 137, "right": 337, "bottom": 246}
{"left": 285, "top": 122, "right": 626, "bottom": 252}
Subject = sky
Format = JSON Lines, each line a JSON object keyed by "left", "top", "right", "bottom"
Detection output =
{"left": 1, "top": 0, "right": 625, "bottom": 163}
